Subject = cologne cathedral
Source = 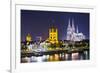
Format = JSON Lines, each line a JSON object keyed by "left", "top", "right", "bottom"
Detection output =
{"left": 67, "top": 19, "right": 85, "bottom": 41}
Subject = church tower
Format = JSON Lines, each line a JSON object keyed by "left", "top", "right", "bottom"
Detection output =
{"left": 26, "top": 33, "right": 32, "bottom": 44}
{"left": 72, "top": 19, "right": 75, "bottom": 33}
{"left": 76, "top": 25, "right": 79, "bottom": 33}
{"left": 49, "top": 26, "right": 58, "bottom": 44}
{"left": 67, "top": 19, "right": 72, "bottom": 41}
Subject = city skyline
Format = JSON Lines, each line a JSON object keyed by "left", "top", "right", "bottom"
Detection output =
{"left": 21, "top": 10, "right": 90, "bottom": 41}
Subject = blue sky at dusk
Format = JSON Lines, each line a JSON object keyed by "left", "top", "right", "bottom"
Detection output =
{"left": 21, "top": 10, "right": 89, "bottom": 41}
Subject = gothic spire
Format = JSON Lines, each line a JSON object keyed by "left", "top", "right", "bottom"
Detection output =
{"left": 72, "top": 19, "right": 75, "bottom": 32}
{"left": 76, "top": 25, "right": 79, "bottom": 33}
{"left": 68, "top": 19, "right": 71, "bottom": 29}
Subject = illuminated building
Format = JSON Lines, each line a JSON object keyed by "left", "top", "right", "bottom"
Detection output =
{"left": 26, "top": 33, "right": 32, "bottom": 44}
{"left": 48, "top": 27, "right": 58, "bottom": 44}
{"left": 67, "top": 19, "right": 85, "bottom": 41}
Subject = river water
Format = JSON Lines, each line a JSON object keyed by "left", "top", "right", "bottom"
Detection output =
{"left": 21, "top": 50, "right": 89, "bottom": 63}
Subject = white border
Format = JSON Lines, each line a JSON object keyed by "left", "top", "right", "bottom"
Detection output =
{"left": 11, "top": 4, "right": 96, "bottom": 73}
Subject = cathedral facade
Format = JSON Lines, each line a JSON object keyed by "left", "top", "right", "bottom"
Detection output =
{"left": 67, "top": 19, "right": 85, "bottom": 41}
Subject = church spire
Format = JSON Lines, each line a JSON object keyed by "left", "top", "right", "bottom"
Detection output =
{"left": 68, "top": 19, "right": 71, "bottom": 29}
{"left": 67, "top": 19, "right": 72, "bottom": 40}
{"left": 72, "top": 19, "right": 75, "bottom": 32}
{"left": 76, "top": 25, "right": 79, "bottom": 33}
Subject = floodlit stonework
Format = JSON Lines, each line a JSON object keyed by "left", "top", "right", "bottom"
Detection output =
{"left": 67, "top": 19, "right": 85, "bottom": 41}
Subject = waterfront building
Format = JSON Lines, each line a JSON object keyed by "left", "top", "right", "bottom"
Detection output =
{"left": 67, "top": 19, "right": 85, "bottom": 41}
{"left": 26, "top": 33, "right": 32, "bottom": 44}
{"left": 48, "top": 27, "right": 58, "bottom": 44}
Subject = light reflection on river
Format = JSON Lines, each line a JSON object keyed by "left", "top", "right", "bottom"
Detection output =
{"left": 21, "top": 51, "right": 89, "bottom": 63}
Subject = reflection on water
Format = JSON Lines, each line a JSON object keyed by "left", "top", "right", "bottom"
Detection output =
{"left": 21, "top": 51, "right": 89, "bottom": 63}
{"left": 72, "top": 53, "right": 79, "bottom": 60}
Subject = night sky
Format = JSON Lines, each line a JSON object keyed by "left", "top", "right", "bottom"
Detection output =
{"left": 21, "top": 10, "right": 89, "bottom": 41}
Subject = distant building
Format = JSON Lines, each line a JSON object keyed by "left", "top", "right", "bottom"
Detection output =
{"left": 36, "top": 36, "right": 42, "bottom": 42}
{"left": 48, "top": 27, "right": 58, "bottom": 44}
{"left": 67, "top": 19, "right": 85, "bottom": 41}
{"left": 26, "top": 33, "right": 32, "bottom": 44}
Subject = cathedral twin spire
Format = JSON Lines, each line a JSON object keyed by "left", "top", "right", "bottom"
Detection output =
{"left": 67, "top": 19, "right": 79, "bottom": 33}
{"left": 67, "top": 18, "right": 85, "bottom": 41}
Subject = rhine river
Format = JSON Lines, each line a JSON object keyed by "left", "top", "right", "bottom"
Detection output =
{"left": 21, "top": 49, "right": 89, "bottom": 63}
